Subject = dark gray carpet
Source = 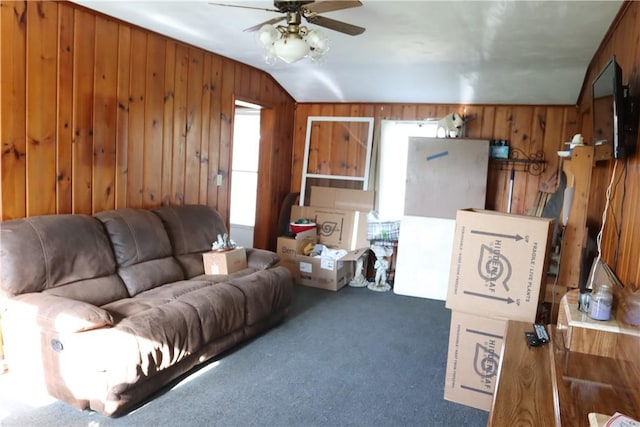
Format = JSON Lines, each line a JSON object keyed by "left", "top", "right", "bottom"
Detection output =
{"left": 0, "top": 285, "right": 488, "bottom": 427}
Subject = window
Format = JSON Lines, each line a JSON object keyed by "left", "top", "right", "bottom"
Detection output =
{"left": 377, "top": 120, "right": 437, "bottom": 219}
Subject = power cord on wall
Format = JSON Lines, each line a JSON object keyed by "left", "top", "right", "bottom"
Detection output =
{"left": 587, "top": 159, "right": 619, "bottom": 290}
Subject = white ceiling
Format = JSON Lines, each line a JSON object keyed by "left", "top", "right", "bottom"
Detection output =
{"left": 72, "top": 0, "right": 623, "bottom": 105}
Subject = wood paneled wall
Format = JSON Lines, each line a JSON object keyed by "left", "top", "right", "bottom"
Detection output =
{"left": 0, "top": 1, "right": 296, "bottom": 250}
{"left": 576, "top": 1, "right": 640, "bottom": 290}
{"left": 293, "top": 103, "right": 578, "bottom": 215}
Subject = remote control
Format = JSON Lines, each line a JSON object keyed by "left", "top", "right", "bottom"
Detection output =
{"left": 533, "top": 323, "right": 550, "bottom": 343}
{"left": 524, "top": 331, "right": 540, "bottom": 347}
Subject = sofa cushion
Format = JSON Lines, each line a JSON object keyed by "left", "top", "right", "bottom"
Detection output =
{"left": 101, "top": 281, "right": 245, "bottom": 381}
{"left": 103, "top": 280, "right": 245, "bottom": 343}
{"left": 8, "top": 293, "right": 114, "bottom": 333}
{"left": 227, "top": 266, "right": 294, "bottom": 326}
{"left": 110, "top": 301, "right": 203, "bottom": 377}
{"left": 43, "top": 276, "right": 129, "bottom": 307}
{"left": 102, "top": 280, "right": 212, "bottom": 320}
{"left": 96, "top": 209, "right": 184, "bottom": 296}
{"left": 152, "top": 205, "right": 227, "bottom": 278}
{"left": 0, "top": 214, "right": 120, "bottom": 299}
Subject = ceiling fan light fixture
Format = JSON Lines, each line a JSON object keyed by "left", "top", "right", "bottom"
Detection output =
{"left": 258, "top": 24, "right": 279, "bottom": 47}
{"left": 305, "top": 28, "right": 329, "bottom": 54}
{"left": 273, "top": 33, "right": 309, "bottom": 63}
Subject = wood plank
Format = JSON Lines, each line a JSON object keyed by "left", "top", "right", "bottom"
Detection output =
{"left": 462, "top": 105, "right": 482, "bottom": 138}
{"left": 160, "top": 40, "right": 175, "bottom": 206}
{"left": 294, "top": 104, "right": 320, "bottom": 193}
{"left": 489, "top": 106, "right": 512, "bottom": 212}
{"left": 315, "top": 105, "right": 334, "bottom": 175}
{"left": 92, "top": 16, "right": 118, "bottom": 213}
{"left": 206, "top": 55, "right": 222, "bottom": 208}
{"left": 56, "top": 3, "right": 74, "bottom": 214}
{"left": 142, "top": 33, "right": 165, "bottom": 208}
{"left": 71, "top": 8, "right": 95, "bottom": 214}
{"left": 171, "top": 43, "right": 189, "bottom": 205}
{"left": 487, "top": 321, "right": 558, "bottom": 427}
{"left": 115, "top": 24, "right": 131, "bottom": 209}
{"left": 401, "top": 104, "right": 417, "bottom": 120}
{"left": 480, "top": 106, "right": 496, "bottom": 141}
{"left": 184, "top": 48, "right": 204, "bottom": 205}
{"left": 126, "top": 28, "right": 146, "bottom": 208}
{"left": 199, "top": 54, "right": 212, "bottom": 205}
{"left": 218, "top": 59, "right": 235, "bottom": 223}
{"left": 508, "top": 106, "right": 534, "bottom": 214}
{"left": 523, "top": 106, "right": 547, "bottom": 212}
{"left": 538, "top": 107, "right": 564, "bottom": 193}
{"left": 255, "top": 107, "right": 274, "bottom": 249}
{"left": 330, "top": 104, "right": 350, "bottom": 176}
{"left": 26, "top": 1, "right": 57, "bottom": 216}
{"left": 1, "top": 0, "right": 27, "bottom": 219}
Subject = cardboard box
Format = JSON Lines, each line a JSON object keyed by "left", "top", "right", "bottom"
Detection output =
{"left": 290, "top": 187, "right": 374, "bottom": 251}
{"left": 202, "top": 248, "right": 247, "bottom": 275}
{"left": 276, "top": 236, "right": 367, "bottom": 291}
{"left": 290, "top": 205, "right": 368, "bottom": 250}
{"left": 309, "top": 186, "right": 374, "bottom": 211}
{"left": 446, "top": 209, "right": 553, "bottom": 322}
{"left": 444, "top": 311, "right": 506, "bottom": 411}
{"left": 276, "top": 235, "right": 317, "bottom": 257}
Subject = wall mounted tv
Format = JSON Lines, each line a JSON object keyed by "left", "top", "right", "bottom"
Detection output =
{"left": 592, "top": 55, "right": 639, "bottom": 159}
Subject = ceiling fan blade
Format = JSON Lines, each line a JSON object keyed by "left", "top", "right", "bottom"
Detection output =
{"left": 305, "top": 1, "right": 363, "bottom": 14}
{"left": 243, "top": 16, "right": 286, "bottom": 32}
{"left": 208, "top": 2, "right": 279, "bottom": 13}
{"left": 305, "top": 15, "right": 365, "bottom": 36}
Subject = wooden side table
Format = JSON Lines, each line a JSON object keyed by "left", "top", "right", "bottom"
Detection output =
{"left": 488, "top": 320, "right": 640, "bottom": 426}
{"left": 557, "top": 289, "right": 640, "bottom": 360}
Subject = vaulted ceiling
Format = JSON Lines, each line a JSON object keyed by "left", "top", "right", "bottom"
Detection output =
{"left": 72, "top": 0, "right": 623, "bottom": 105}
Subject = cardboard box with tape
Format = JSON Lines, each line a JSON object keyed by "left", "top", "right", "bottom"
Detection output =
{"left": 446, "top": 209, "right": 554, "bottom": 322}
{"left": 444, "top": 310, "right": 506, "bottom": 411}
{"left": 290, "top": 186, "right": 374, "bottom": 251}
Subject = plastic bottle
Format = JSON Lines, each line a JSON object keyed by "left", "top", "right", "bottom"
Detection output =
{"left": 589, "top": 283, "right": 613, "bottom": 321}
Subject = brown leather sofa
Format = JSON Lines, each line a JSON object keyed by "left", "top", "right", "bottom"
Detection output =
{"left": 0, "top": 205, "right": 294, "bottom": 416}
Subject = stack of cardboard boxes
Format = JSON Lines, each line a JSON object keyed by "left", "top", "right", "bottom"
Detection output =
{"left": 277, "top": 187, "right": 373, "bottom": 291}
{"left": 443, "top": 209, "right": 554, "bottom": 410}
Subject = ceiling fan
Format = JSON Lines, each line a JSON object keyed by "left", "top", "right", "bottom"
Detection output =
{"left": 209, "top": 1, "right": 365, "bottom": 64}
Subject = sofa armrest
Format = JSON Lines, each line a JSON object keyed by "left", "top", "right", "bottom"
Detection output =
{"left": 245, "top": 248, "right": 280, "bottom": 270}
{"left": 5, "top": 293, "right": 114, "bottom": 333}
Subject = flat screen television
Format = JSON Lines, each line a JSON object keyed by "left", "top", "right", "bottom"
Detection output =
{"left": 592, "top": 56, "right": 638, "bottom": 159}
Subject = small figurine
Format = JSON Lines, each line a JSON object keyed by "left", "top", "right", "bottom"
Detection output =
{"left": 349, "top": 251, "right": 369, "bottom": 288}
{"left": 368, "top": 258, "right": 391, "bottom": 292}
{"left": 367, "top": 244, "right": 392, "bottom": 292}
{"left": 436, "top": 112, "right": 465, "bottom": 138}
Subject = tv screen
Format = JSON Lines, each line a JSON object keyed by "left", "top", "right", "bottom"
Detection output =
{"left": 592, "top": 56, "right": 624, "bottom": 158}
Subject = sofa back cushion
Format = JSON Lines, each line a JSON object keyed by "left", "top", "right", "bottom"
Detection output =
{"left": 0, "top": 214, "right": 127, "bottom": 305}
{"left": 153, "top": 205, "right": 228, "bottom": 278}
{"left": 96, "top": 209, "right": 184, "bottom": 296}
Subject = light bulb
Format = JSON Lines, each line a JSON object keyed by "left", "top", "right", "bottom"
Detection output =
{"left": 274, "top": 34, "right": 309, "bottom": 63}
{"left": 258, "top": 24, "right": 278, "bottom": 48}
{"left": 306, "top": 29, "right": 329, "bottom": 54}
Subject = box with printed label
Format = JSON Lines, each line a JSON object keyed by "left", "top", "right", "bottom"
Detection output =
{"left": 290, "top": 206, "right": 368, "bottom": 251}
{"left": 444, "top": 310, "right": 506, "bottom": 411}
{"left": 290, "top": 187, "right": 374, "bottom": 251}
{"left": 276, "top": 237, "right": 367, "bottom": 291}
{"left": 276, "top": 235, "right": 317, "bottom": 258}
{"left": 202, "top": 248, "right": 247, "bottom": 275}
{"left": 446, "top": 209, "right": 553, "bottom": 322}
